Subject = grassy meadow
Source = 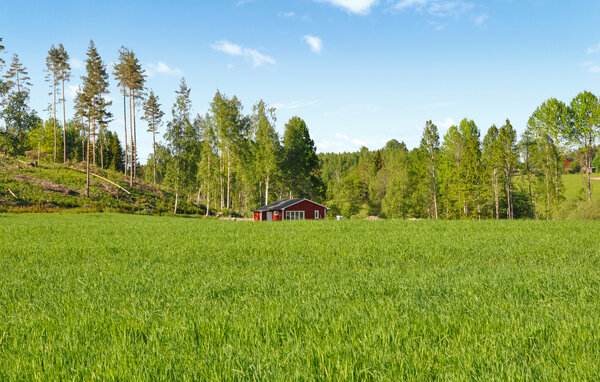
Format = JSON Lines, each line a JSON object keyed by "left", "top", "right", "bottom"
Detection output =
{"left": 1, "top": 214, "right": 600, "bottom": 379}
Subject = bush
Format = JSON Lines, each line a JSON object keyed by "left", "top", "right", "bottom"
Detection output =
{"left": 556, "top": 199, "right": 600, "bottom": 220}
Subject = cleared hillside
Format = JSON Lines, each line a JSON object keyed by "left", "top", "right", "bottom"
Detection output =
{"left": 0, "top": 156, "right": 187, "bottom": 214}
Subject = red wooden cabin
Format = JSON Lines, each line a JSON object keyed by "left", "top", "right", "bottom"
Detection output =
{"left": 252, "top": 198, "right": 329, "bottom": 221}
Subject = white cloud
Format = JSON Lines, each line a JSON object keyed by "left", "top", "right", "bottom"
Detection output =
{"left": 145, "top": 62, "right": 183, "bottom": 77}
{"left": 65, "top": 84, "right": 80, "bottom": 100}
{"left": 278, "top": 11, "right": 296, "bottom": 18}
{"left": 70, "top": 58, "right": 84, "bottom": 70}
{"left": 317, "top": 132, "right": 369, "bottom": 152}
{"left": 335, "top": 132, "right": 367, "bottom": 147}
{"left": 436, "top": 117, "right": 456, "bottom": 131}
{"left": 394, "top": 0, "right": 475, "bottom": 18}
{"left": 317, "top": 0, "right": 378, "bottom": 15}
{"left": 212, "top": 40, "right": 243, "bottom": 56}
{"left": 273, "top": 100, "right": 320, "bottom": 110}
{"left": 474, "top": 13, "right": 488, "bottom": 26}
{"left": 211, "top": 40, "right": 276, "bottom": 67}
{"left": 304, "top": 35, "right": 323, "bottom": 53}
{"left": 582, "top": 61, "right": 600, "bottom": 74}
{"left": 587, "top": 43, "right": 600, "bottom": 55}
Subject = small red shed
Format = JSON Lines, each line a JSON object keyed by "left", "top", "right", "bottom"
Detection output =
{"left": 252, "top": 198, "right": 329, "bottom": 221}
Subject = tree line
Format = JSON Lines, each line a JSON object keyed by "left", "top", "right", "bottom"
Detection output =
{"left": 1, "top": 36, "right": 599, "bottom": 218}
{"left": 321, "top": 92, "right": 600, "bottom": 220}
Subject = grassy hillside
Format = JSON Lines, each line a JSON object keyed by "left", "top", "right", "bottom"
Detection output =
{"left": 562, "top": 173, "right": 600, "bottom": 200}
{"left": 0, "top": 156, "right": 189, "bottom": 214}
{"left": 1, "top": 214, "right": 600, "bottom": 379}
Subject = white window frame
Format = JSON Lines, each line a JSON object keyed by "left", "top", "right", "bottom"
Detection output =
{"left": 285, "top": 210, "right": 305, "bottom": 220}
{"left": 315, "top": 210, "right": 319, "bottom": 219}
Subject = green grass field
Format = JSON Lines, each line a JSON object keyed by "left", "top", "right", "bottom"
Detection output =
{"left": 1, "top": 214, "right": 600, "bottom": 380}
{"left": 562, "top": 173, "right": 600, "bottom": 200}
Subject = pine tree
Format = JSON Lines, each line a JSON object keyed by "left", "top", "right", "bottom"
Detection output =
{"left": 56, "top": 44, "right": 70, "bottom": 163}
{"left": 113, "top": 47, "right": 146, "bottom": 184}
{"left": 3, "top": 54, "right": 32, "bottom": 94}
{"left": 142, "top": 90, "right": 164, "bottom": 184}
{"left": 165, "top": 78, "right": 197, "bottom": 214}
{"left": 113, "top": 47, "right": 129, "bottom": 176}
{"left": 80, "top": 40, "right": 112, "bottom": 196}
{"left": 45, "top": 45, "right": 60, "bottom": 162}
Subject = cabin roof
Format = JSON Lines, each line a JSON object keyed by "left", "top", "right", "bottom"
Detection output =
{"left": 252, "top": 198, "right": 329, "bottom": 212}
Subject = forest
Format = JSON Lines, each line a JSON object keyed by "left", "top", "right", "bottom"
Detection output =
{"left": 1, "top": 37, "right": 600, "bottom": 219}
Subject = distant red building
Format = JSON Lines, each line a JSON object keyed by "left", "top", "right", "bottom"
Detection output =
{"left": 252, "top": 198, "right": 329, "bottom": 221}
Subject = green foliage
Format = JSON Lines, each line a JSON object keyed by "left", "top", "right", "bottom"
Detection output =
{"left": 282, "top": 116, "right": 324, "bottom": 200}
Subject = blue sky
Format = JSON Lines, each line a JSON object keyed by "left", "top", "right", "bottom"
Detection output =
{"left": 1, "top": 0, "right": 600, "bottom": 159}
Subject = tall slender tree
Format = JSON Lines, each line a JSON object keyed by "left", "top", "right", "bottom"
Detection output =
{"left": 3, "top": 54, "right": 32, "bottom": 94}
{"left": 56, "top": 44, "right": 71, "bottom": 163}
{"left": 142, "top": 90, "right": 164, "bottom": 184}
{"left": 252, "top": 100, "right": 280, "bottom": 205}
{"left": 45, "top": 46, "right": 60, "bottom": 162}
{"left": 498, "top": 119, "right": 517, "bottom": 218}
{"left": 81, "top": 40, "right": 112, "bottom": 196}
{"left": 566, "top": 91, "right": 600, "bottom": 200}
{"left": 418, "top": 121, "right": 440, "bottom": 219}
{"left": 165, "top": 78, "right": 197, "bottom": 214}
{"left": 113, "top": 48, "right": 129, "bottom": 176}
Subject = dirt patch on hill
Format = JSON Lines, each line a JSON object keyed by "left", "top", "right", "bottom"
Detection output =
{"left": 13, "top": 175, "right": 79, "bottom": 196}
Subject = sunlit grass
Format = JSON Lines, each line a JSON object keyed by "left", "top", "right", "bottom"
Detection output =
{"left": 1, "top": 214, "right": 599, "bottom": 379}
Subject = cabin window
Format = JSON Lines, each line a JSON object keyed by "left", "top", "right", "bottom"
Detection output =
{"left": 315, "top": 210, "right": 319, "bottom": 219}
{"left": 286, "top": 211, "right": 305, "bottom": 220}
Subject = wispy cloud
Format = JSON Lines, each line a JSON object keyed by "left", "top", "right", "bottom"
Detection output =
{"left": 394, "top": 0, "right": 478, "bottom": 20}
{"left": 317, "top": 132, "right": 369, "bottom": 152}
{"left": 65, "top": 84, "right": 80, "bottom": 100}
{"left": 145, "top": 62, "right": 183, "bottom": 77}
{"left": 304, "top": 35, "right": 323, "bottom": 53}
{"left": 435, "top": 117, "right": 456, "bottom": 131}
{"left": 317, "top": 0, "right": 378, "bottom": 15}
{"left": 211, "top": 40, "right": 276, "bottom": 67}
{"left": 70, "top": 58, "right": 84, "bottom": 70}
{"left": 474, "top": 13, "right": 488, "bottom": 26}
{"left": 582, "top": 61, "right": 600, "bottom": 74}
{"left": 278, "top": 11, "right": 296, "bottom": 18}
{"left": 273, "top": 100, "right": 320, "bottom": 110}
{"left": 587, "top": 43, "right": 600, "bottom": 55}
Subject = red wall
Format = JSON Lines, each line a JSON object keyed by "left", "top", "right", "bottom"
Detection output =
{"left": 283, "top": 200, "right": 327, "bottom": 220}
{"left": 254, "top": 200, "right": 327, "bottom": 221}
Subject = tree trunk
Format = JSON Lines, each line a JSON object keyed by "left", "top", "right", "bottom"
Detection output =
{"left": 265, "top": 174, "right": 270, "bottom": 205}
{"left": 227, "top": 150, "right": 231, "bottom": 210}
{"left": 81, "top": 120, "right": 85, "bottom": 162}
{"left": 152, "top": 122, "right": 157, "bottom": 184}
{"left": 259, "top": 180, "right": 262, "bottom": 207}
{"left": 133, "top": 89, "right": 137, "bottom": 179}
{"left": 62, "top": 78, "right": 67, "bottom": 163}
{"left": 100, "top": 126, "right": 104, "bottom": 169}
{"left": 493, "top": 169, "right": 499, "bottom": 219}
{"left": 220, "top": 154, "right": 224, "bottom": 210}
{"left": 92, "top": 113, "right": 96, "bottom": 167}
{"left": 586, "top": 141, "right": 592, "bottom": 200}
{"left": 527, "top": 172, "right": 534, "bottom": 219}
{"left": 129, "top": 87, "right": 134, "bottom": 187}
{"left": 174, "top": 192, "right": 178, "bottom": 215}
{"left": 53, "top": 74, "right": 57, "bottom": 162}
{"left": 123, "top": 92, "right": 128, "bottom": 176}
{"left": 206, "top": 155, "right": 211, "bottom": 217}
{"left": 86, "top": 118, "right": 91, "bottom": 198}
